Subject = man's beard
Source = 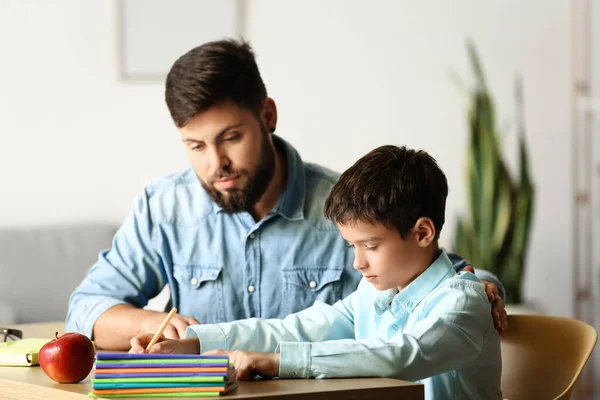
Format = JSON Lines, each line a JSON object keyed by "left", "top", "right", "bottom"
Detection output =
{"left": 200, "top": 130, "right": 276, "bottom": 213}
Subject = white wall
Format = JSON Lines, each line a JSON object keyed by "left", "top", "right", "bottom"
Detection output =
{"left": 0, "top": 1, "right": 187, "bottom": 226}
{"left": 0, "top": 1, "right": 573, "bottom": 317}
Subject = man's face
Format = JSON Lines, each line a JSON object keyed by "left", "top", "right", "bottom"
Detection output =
{"left": 338, "top": 220, "right": 425, "bottom": 291}
{"left": 179, "top": 101, "right": 275, "bottom": 213}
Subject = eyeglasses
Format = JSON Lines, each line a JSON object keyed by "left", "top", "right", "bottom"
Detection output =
{"left": 1, "top": 327, "right": 23, "bottom": 342}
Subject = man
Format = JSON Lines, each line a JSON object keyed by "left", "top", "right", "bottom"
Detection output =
{"left": 66, "top": 39, "right": 507, "bottom": 350}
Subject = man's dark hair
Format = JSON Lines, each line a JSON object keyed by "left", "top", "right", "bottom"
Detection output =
{"left": 165, "top": 39, "right": 267, "bottom": 128}
{"left": 324, "top": 145, "right": 448, "bottom": 239}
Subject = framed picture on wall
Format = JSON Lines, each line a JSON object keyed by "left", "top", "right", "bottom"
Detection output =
{"left": 117, "top": 0, "right": 244, "bottom": 81}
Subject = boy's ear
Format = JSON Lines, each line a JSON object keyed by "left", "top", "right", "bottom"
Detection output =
{"left": 413, "top": 217, "right": 436, "bottom": 247}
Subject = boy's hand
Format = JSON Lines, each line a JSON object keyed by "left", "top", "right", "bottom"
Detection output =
{"left": 204, "top": 349, "right": 280, "bottom": 380}
{"left": 463, "top": 266, "right": 508, "bottom": 334}
{"left": 129, "top": 333, "right": 200, "bottom": 354}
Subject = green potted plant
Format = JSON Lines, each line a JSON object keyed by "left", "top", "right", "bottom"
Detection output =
{"left": 453, "top": 42, "right": 535, "bottom": 305}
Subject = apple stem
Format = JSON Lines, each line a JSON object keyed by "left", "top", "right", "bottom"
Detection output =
{"left": 55, "top": 332, "right": 58, "bottom": 340}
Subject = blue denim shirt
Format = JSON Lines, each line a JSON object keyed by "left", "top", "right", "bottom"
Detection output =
{"left": 187, "top": 251, "right": 502, "bottom": 400}
{"left": 66, "top": 137, "right": 504, "bottom": 338}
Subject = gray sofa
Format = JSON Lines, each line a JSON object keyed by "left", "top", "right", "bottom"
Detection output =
{"left": 0, "top": 223, "right": 117, "bottom": 324}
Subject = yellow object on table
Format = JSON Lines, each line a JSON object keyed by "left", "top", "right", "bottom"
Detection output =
{"left": 0, "top": 338, "right": 51, "bottom": 366}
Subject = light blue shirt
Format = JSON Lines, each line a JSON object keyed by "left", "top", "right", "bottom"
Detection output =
{"left": 66, "top": 136, "right": 504, "bottom": 341}
{"left": 187, "top": 251, "right": 502, "bottom": 400}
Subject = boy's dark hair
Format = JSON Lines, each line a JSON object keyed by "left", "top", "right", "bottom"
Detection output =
{"left": 324, "top": 145, "right": 448, "bottom": 240}
{"left": 165, "top": 39, "right": 267, "bottom": 128}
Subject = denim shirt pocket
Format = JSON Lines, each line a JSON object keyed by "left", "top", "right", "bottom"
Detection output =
{"left": 173, "top": 264, "right": 224, "bottom": 324}
{"left": 281, "top": 267, "right": 344, "bottom": 315}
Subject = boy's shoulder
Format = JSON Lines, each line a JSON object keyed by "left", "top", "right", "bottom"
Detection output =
{"left": 421, "top": 272, "right": 490, "bottom": 316}
{"left": 440, "top": 271, "right": 487, "bottom": 294}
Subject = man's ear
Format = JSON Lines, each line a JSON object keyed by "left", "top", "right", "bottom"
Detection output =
{"left": 261, "top": 97, "right": 278, "bottom": 133}
{"left": 413, "top": 217, "right": 436, "bottom": 247}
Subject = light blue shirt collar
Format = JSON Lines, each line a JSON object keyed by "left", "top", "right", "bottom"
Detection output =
{"left": 375, "top": 250, "right": 455, "bottom": 315}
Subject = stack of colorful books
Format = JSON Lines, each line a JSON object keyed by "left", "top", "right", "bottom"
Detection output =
{"left": 88, "top": 352, "right": 237, "bottom": 398}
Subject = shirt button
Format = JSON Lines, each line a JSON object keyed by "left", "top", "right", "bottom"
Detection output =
{"left": 248, "top": 285, "right": 256, "bottom": 293}
{"left": 249, "top": 233, "right": 256, "bottom": 239}
{"left": 190, "top": 278, "right": 198, "bottom": 285}
{"left": 391, "top": 324, "right": 399, "bottom": 331}
{"left": 309, "top": 281, "right": 317, "bottom": 288}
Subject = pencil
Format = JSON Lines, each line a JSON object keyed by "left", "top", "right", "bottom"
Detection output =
{"left": 145, "top": 307, "right": 178, "bottom": 351}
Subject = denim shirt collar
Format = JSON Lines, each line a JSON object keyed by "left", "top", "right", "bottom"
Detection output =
{"left": 271, "top": 135, "right": 306, "bottom": 220}
{"left": 211, "top": 135, "right": 306, "bottom": 221}
{"left": 374, "top": 250, "right": 455, "bottom": 315}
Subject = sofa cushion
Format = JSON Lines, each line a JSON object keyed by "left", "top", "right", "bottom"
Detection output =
{"left": 0, "top": 224, "right": 117, "bottom": 323}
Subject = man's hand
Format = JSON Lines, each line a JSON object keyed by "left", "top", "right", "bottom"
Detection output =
{"left": 463, "top": 266, "right": 508, "bottom": 334}
{"left": 140, "top": 312, "right": 200, "bottom": 340}
{"left": 93, "top": 305, "right": 201, "bottom": 350}
{"left": 129, "top": 333, "right": 200, "bottom": 354}
{"left": 204, "top": 349, "right": 280, "bottom": 381}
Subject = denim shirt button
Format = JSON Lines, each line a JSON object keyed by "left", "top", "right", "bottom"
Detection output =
{"left": 249, "top": 233, "right": 256, "bottom": 239}
{"left": 190, "top": 277, "right": 198, "bottom": 286}
{"left": 309, "top": 281, "right": 317, "bottom": 288}
{"left": 248, "top": 285, "right": 256, "bottom": 293}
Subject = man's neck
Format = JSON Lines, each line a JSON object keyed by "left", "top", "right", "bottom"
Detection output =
{"left": 250, "top": 144, "right": 287, "bottom": 221}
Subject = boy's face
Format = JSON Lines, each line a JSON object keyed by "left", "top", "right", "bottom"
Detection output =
{"left": 338, "top": 220, "right": 429, "bottom": 291}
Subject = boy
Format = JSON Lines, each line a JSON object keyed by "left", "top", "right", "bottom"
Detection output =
{"left": 130, "top": 145, "right": 502, "bottom": 399}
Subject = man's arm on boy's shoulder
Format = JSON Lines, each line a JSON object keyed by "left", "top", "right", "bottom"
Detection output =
{"left": 275, "top": 281, "right": 497, "bottom": 380}
{"left": 186, "top": 294, "right": 357, "bottom": 354}
{"left": 66, "top": 191, "right": 197, "bottom": 350}
{"left": 447, "top": 252, "right": 506, "bottom": 299}
{"left": 447, "top": 252, "right": 507, "bottom": 333}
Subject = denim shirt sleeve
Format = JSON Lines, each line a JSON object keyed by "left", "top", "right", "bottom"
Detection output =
{"left": 281, "top": 281, "right": 493, "bottom": 380}
{"left": 447, "top": 252, "right": 506, "bottom": 301}
{"left": 65, "top": 191, "right": 166, "bottom": 338}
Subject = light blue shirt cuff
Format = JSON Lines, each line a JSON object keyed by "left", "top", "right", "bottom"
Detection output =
{"left": 278, "top": 341, "right": 311, "bottom": 379}
{"left": 185, "top": 325, "right": 227, "bottom": 353}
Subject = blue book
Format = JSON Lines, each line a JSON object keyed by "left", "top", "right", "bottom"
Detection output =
{"left": 96, "top": 352, "right": 226, "bottom": 360}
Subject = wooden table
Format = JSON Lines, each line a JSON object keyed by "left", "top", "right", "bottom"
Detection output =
{"left": 0, "top": 322, "right": 424, "bottom": 399}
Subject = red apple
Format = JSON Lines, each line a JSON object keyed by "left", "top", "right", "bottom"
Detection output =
{"left": 39, "top": 332, "right": 95, "bottom": 384}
